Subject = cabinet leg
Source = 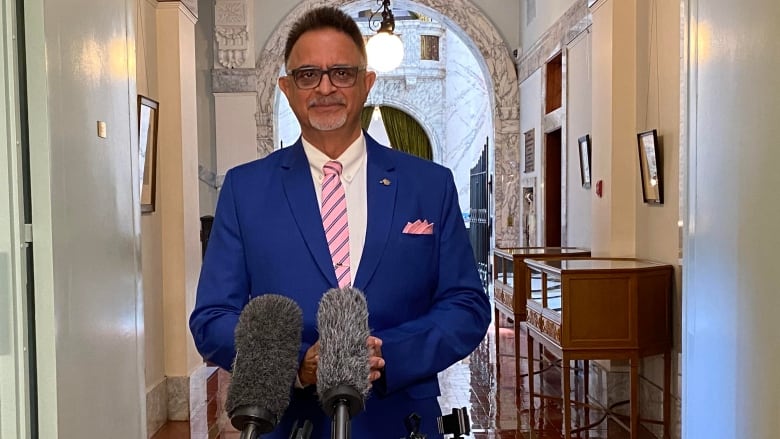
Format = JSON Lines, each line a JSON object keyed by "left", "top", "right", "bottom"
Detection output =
{"left": 563, "top": 356, "right": 572, "bottom": 439}
{"left": 494, "top": 307, "right": 501, "bottom": 378}
{"left": 515, "top": 319, "right": 523, "bottom": 406}
{"left": 664, "top": 351, "right": 671, "bottom": 438}
{"left": 630, "top": 357, "right": 639, "bottom": 439}
{"left": 584, "top": 360, "right": 590, "bottom": 439}
{"left": 526, "top": 330, "right": 536, "bottom": 433}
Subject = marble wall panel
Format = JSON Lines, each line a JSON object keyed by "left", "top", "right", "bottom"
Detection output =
{"left": 145, "top": 379, "right": 168, "bottom": 438}
{"left": 167, "top": 376, "right": 190, "bottom": 421}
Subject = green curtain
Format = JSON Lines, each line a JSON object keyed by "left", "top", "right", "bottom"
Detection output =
{"left": 379, "top": 106, "right": 433, "bottom": 160}
{"left": 360, "top": 106, "right": 373, "bottom": 130}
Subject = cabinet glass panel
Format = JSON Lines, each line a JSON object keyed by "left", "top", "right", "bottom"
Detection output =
{"left": 547, "top": 273, "right": 562, "bottom": 312}
{"left": 529, "top": 270, "right": 562, "bottom": 313}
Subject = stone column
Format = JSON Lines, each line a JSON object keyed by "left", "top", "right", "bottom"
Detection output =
{"left": 156, "top": 1, "right": 203, "bottom": 420}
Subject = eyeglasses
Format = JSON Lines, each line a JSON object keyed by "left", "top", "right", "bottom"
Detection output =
{"left": 286, "top": 66, "right": 365, "bottom": 89}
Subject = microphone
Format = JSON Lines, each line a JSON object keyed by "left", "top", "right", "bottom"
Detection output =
{"left": 226, "top": 294, "right": 303, "bottom": 439}
{"left": 316, "top": 287, "right": 371, "bottom": 439}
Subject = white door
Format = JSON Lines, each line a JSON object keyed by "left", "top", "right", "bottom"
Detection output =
{"left": 0, "top": 0, "right": 34, "bottom": 437}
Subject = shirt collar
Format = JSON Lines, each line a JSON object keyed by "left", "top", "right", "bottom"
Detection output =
{"left": 302, "top": 133, "right": 366, "bottom": 183}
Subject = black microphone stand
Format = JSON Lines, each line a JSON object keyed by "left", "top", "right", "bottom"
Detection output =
{"left": 321, "top": 385, "right": 364, "bottom": 439}
{"left": 332, "top": 399, "right": 351, "bottom": 439}
{"left": 289, "top": 419, "right": 313, "bottom": 439}
{"left": 230, "top": 406, "right": 276, "bottom": 439}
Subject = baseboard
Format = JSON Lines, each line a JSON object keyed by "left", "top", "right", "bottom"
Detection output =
{"left": 167, "top": 376, "right": 191, "bottom": 421}
{"left": 146, "top": 378, "right": 168, "bottom": 438}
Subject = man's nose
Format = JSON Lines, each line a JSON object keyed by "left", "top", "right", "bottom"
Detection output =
{"left": 316, "top": 71, "right": 337, "bottom": 93}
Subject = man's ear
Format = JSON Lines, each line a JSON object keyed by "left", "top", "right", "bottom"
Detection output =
{"left": 364, "top": 70, "right": 377, "bottom": 91}
{"left": 278, "top": 75, "right": 292, "bottom": 97}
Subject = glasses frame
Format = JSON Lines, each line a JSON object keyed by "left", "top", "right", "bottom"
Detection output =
{"left": 286, "top": 65, "right": 366, "bottom": 90}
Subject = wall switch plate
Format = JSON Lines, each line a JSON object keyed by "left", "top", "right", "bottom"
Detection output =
{"left": 97, "top": 121, "right": 107, "bottom": 138}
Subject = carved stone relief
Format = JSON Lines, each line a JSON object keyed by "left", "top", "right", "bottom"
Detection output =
{"left": 215, "top": 0, "right": 249, "bottom": 68}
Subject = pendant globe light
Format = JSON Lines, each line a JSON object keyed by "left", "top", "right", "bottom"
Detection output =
{"left": 366, "top": 0, "right": 404, "bottom": 72}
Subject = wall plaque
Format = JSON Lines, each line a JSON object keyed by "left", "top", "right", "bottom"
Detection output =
{"left": 524, "top": 129, "right": 535, "bottom": 173}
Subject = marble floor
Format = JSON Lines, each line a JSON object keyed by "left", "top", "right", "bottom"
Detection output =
{"left": 437, "top": 313, "right": 657, "bottom": 439}
{"left": 152, "top": 311, "right": 656, "bottom": 439}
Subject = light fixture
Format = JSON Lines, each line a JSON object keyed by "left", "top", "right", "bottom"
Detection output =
{"left": 365, "top": 0, "right": 404, "bottom": 72}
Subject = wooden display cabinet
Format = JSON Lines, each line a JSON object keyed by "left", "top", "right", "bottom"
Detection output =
{"left": 491, "top": 247, "right": 590, "bottom": 402}
{"left": 524, "top": 258, "right": 673, "bottom": 439}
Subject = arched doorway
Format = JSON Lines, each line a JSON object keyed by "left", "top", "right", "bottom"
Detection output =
{"left": 257, "top": 0, "right": 521, "bottom": 247}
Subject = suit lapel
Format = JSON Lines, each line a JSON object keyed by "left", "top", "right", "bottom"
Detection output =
{"left": 281, "top": 141, "right": 337, "bottom": 285}
{"left": 354, "top": 137, "right": 397, "bottom": 290}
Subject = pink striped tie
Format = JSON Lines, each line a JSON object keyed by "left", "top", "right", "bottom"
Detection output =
{"left": 321, "top": 161, "right": 350, "bottom": 287}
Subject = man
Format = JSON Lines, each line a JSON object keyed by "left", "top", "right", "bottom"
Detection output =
{"left": 190, "top": 6, "right": 490, "bottom": 439}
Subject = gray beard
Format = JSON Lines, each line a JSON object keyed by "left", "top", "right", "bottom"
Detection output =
{"left": 309, "top": 113, "right": 347, "bottom": 131}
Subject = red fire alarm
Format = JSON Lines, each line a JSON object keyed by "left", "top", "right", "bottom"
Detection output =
{"left": 595, "top": 180, "right": 603, "bottom": 198}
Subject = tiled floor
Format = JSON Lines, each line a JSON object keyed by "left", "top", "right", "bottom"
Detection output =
{"left": 152, "top": 309, "right": 655, "bottom": 439}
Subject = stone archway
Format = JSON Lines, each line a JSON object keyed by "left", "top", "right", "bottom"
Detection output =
{"left": 255, "top": 0, "right": 520, "bottom": 246}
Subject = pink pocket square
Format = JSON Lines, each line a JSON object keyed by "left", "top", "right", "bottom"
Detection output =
{"left": 403, "top": 219, "right": 434, "bottom": 234}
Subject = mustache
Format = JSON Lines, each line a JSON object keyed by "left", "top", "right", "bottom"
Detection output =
{"left": 308, "top": 96, "right": 346, "bottom": 107}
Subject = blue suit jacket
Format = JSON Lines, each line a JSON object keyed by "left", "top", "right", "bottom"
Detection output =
{"left": 190, "top": 133, "right": 490, "bottom": 439}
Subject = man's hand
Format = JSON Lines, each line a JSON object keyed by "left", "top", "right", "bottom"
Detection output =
{"left": 298, "top": 341, "right": 320, "bottom": 387}
{"left": 300, "top": 337, "right": 382, "bottom": 387}
{"left": 367, "top": 336, "right": 385, "bottom": 382}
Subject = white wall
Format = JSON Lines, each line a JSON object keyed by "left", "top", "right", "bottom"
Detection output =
{"left": 684, "top": 0, "right": 780, "bottom": 437}
{"left": 589, "top": 0, "right": 637, "bottom": 257}
{"left": 520, "top": 0, "right": 577, "bottom": 53}
{"left": 215, "top": 93, "right": 259, "bottom": 177}
{"left": 519, "top": 69, "right": 542, "bottom": 245}
{"left": 565, "top": 30, "right": 592, "bottom": 248}
{"left": 24, "top": 0, "right": 146, "bottom": 437}
{"left": 469, "top": 0, "right": 520, "bottom": 50}
{"left": 634, "top": 0, "right": 680, "bottom": 265}
{"left": 137, "top": 0, "right": 166, "bottom": 399}
{"left": 253, "top": 1, "right": 298, "bottom": 61}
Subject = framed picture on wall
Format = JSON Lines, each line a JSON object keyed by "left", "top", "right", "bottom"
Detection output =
{"left": 138, "top": 95, "right": 159, "bottom": 213}
{"left": 637, "top": 129, "right": 663, "bottom": 204}
{"left": 578, "top": 134, "right": 592, "bottom": 188}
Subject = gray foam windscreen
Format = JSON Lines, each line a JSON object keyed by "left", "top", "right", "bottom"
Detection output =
{"left": 226, "top": 294, "right": 303, "bottom": 420}
{"left": 316, "top": 287, "right": 371, "bottom": 400}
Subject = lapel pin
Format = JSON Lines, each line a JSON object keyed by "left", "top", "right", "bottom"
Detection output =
{"left": 380, "top": 178, "right": 391, "bottom": 186}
